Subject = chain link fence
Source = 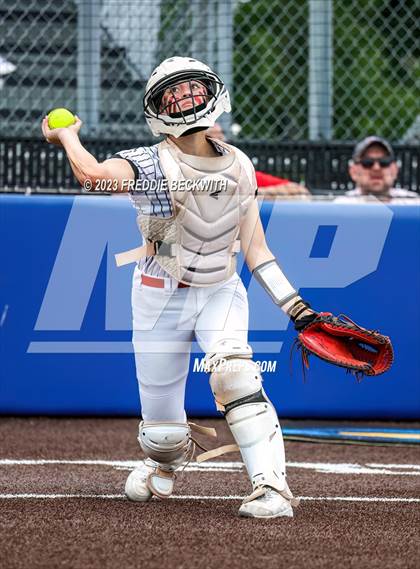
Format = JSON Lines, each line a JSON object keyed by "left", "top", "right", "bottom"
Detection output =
{"left": 0, "top": 0, "right": 418, "bottom": 142}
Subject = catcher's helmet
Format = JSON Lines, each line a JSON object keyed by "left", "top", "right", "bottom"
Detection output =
{"left": 143, "top": 56, "right": 231, "bottom": 138}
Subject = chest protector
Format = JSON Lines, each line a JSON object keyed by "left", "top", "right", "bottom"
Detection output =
{"left": 117, "top": 138, "right": 255, "bottom": 287}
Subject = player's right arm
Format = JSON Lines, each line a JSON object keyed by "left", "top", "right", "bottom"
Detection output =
{"left": 41, "top": 116, "right": 134, "bottom": 192}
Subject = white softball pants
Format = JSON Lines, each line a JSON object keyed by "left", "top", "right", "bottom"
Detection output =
{"left": 132, "top": 266, "right": 249, "bottom": 422}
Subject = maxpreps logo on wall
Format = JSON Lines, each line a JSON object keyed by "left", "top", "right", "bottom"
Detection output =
{"left": 28, "top": 197, "right": 393, "bottom": 355}
{"left": 193, "top": 357, "right": 277, "bottom": 373}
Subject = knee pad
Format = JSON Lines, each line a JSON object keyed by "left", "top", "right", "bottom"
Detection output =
{"left": 138, "top": 421, "right": 191, "bottom": 471}
{"left": 210, "top": 358, "right": 264, "bottom": 411}
{"left": 205, "top": 339, "right": 252, "bottom": 372}
{"left": 207, "top": 340, "right": 260, "bottom": 411}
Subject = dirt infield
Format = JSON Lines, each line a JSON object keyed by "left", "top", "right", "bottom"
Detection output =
{"left": 0, "top": 418, "right": 419, "bottom": 569}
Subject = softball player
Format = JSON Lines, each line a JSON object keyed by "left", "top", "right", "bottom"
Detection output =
{"left": 42, "top": 57, "right": 316, "bottom": 518}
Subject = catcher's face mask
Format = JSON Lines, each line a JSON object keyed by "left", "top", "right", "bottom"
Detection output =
{"left": 158, "top": 79, "right": 210, "bottom": 119}
{"left": 143, "top": 57, "right": 231, "bottom": 138}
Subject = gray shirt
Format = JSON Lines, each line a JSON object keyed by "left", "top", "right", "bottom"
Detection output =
{"left": 345, "top": 187, "right": 418, "bottom": 198}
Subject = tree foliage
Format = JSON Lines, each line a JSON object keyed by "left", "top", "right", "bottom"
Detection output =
{"left": 233, "top": 0, "right": 419, "bottom": 141}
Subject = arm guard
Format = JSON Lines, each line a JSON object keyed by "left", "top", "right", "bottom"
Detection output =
{"left": 252, "top": 260, "right": 313, "bottom": 323}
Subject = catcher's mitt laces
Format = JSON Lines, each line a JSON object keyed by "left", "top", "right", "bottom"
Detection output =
{"left": 290, "top": 338, "right": 310, "bottom": 381}
{"left": 337, "top": 313, "right": 378, "bottom": 334}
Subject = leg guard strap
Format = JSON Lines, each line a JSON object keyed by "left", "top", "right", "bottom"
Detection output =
{"left": 242, "top": 483, "right": 300, "bottom": 508}
{"left": 223, "top": 388, "right": 267, "bottom": 415}
{"left": 146, "top": 466, "right": 176, "bottom": 499}
{"left": 140, "top": 423, "right": 217, "bottom": 498}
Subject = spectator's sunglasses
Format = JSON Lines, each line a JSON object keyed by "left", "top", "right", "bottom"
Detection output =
{"left": 357, "top": 157, "right": 395, "bottom": 169}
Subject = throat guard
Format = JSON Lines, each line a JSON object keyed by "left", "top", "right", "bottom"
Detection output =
{"left": 135, "top": 138, "right": 255, "bottom": 286}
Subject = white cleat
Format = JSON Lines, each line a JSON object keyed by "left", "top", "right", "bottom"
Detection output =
{"left": 239, "top": 487, "right": 294, "bottom": 519}
{"left": 125, "top": 461, "right": 175, "bottom": 501}
{"left": 125, "top": 462, "right": 154, "bottom": 501}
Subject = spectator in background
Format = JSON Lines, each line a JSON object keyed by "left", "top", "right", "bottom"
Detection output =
{"left": 346, "top": 136, "right": 418, "bottom": 201}
{"left": 207, "top": 123, "right": 310, "bottom": 197}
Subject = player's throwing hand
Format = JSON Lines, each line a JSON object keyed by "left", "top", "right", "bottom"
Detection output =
{"left": 41, "top": 115, "right": 83, "bottom": 147}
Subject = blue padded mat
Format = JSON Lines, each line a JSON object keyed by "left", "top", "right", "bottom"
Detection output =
{"left": 282, "top": 427, "right": 420, "bottom": 445}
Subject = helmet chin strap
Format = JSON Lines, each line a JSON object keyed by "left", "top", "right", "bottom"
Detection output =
{"left": 180, "top": 126, "right": 209, "bottom": 137}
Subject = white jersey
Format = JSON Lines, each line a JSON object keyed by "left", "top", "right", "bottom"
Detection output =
{"left": 115, "top": 139, "right": 230, "bottom": 278}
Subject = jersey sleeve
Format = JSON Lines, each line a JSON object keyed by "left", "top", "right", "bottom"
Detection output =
{"left": 110, "top": 147, "right": 152, "bottom": 182}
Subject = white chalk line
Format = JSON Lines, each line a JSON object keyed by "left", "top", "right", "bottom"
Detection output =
{"left": 1, "top": 459, "right": 419, "bottom": 476}
{"left": 0, "top": 459, "right": 240, "bottom": 473}
{"left": 367, "top": 463, "right": 420, "bottom": 470}
{"left": 0, "top": 493, "right": 418, "bottom": 504}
